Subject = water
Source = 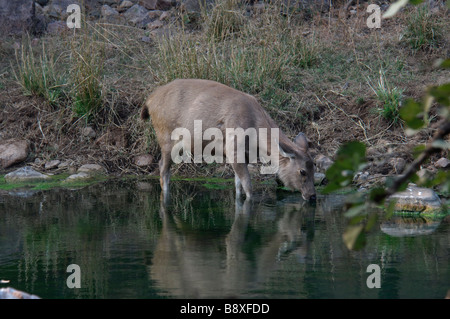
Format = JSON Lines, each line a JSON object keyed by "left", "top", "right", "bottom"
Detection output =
{"left": 0, "top": 179, "right": 448, "bottom": 299}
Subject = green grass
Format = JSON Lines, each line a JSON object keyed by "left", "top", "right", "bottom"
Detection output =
{"left": 13, "top": 38, "right": 67, "bottom": 105}
{"left": 0, "top": 173, "right": 110, "bottom": 191}
{"left": 404, "top": 6, "right": 442, "bottom": 51}
{"left": 368, "top": 70, "right": 404, "bottom": 125}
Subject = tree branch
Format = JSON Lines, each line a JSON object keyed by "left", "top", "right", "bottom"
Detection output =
{"left": 374, "top": 119, "right": 450, "bottom": 203}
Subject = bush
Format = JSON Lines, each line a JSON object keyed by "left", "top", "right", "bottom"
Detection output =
{"left": 369, "top": 70, "right": 403, "bottom": 125}
{"left": 13, "top": 37, "right": 67, "bottom": 105}
{"left": 403, "top": 5, "right": 441, "bottom": 51}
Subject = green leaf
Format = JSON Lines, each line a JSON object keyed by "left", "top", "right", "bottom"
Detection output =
{"left": 343, "top": 224, "right": 366, "bottom": 250}
{"left": 344, "top": 204, "right": 366, "bottom": 218}
{"left": 385, "top": 199, "right": 397, "bottom": 219}
{"left": 428, "top": 83, "right": 450, "bottom": 106}
{"left": 440, "top": 59, "right": 450, "bottom": 68}
{"left": 399, "top": 99, "right": 424, "bottom": 129}
{"left": 431, "top": 139, "right": 450, "bottom": 150}
{"left": 323, "top": 141, "right": 366, "bottom": 194}
{"left": 383, "top": 0, "right": 409, "bottom": 18}
{"left": 365, "top": 212, "right": 378, "bottom": 232}
{"left": 369, "top": 187, "right": 387, "bottom": 203}
{"left": 409, "top": 0, "right": 423, "bottom": 4}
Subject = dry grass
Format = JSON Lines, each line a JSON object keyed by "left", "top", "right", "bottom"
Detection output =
{"left": 1, "top": 1, "right": 449, "bottom": 175}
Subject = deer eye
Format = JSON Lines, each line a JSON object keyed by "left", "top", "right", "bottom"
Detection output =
{"left": 299, "top": 169, "right": 307, "bottom": 176}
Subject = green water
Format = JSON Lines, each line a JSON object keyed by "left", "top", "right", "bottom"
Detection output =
{"left": 0, "top": 179, "right": 448, "bottom": 299}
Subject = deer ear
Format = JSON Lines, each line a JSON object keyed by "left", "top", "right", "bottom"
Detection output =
{"left": 278, "top": 143, "right": 295, "bottom": 158}
{"left": 293, "top": 133, "right": 309, "bottom": 151}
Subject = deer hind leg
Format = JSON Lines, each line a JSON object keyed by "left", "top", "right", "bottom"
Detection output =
{"left": 159, "top": 146, "right": 172, "bottom": 195}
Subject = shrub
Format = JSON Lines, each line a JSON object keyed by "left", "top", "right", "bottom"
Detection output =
{"left": 13, "top": 37, "right": 67, "bottom": 105}
{"left": 403, "top": 5, "right": 441, "bottom": 51}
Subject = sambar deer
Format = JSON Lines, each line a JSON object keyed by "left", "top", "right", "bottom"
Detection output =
{"left": 141, "top": 79, "right": 316, "bottom": 201}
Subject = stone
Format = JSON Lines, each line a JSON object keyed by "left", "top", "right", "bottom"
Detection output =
{"left": 146, "top": 19, "right": 163, "bottom": 30}
{"left": 156, "top": 0, "right": 175, "bottom": 10}
{"left": 416, "top": 168, "right": 436, "bottom": 183}
{"left": 181, "top": 0, "right": 215, "bottom": 13}
{"left": 36, "top": 0, "right": 49, "bottom": 6}
{"left": 435, "top": 157, "right": 450, "bottom": 169}
{"left": 118, "top": 0, "right": 134, "bottom": 11}
{"left": 353, "top": 171, "right": 369, "bottom": 184}
{"left": 0, "top": 0, "right": 32, "bottom": 34}
{"left": 77, "top": 164, "right": 105, "bottom": 174}
{"left": 139, "top": 0, "right": 157, "bottom": 10}
{"left": 101, "top": 4, "right": 119, "bottom": 17}
{"left": 136, "top": 182, "right": 153, "bottom": 191}
{"left": 46, "top": 21, "right": 67, "bottom": 35}
{"left": 380, "top": 216, "right": 441, "bottom": 237}
{"left": 140, "top": 36, "right": 153, "bottom": 43}
{"left": 45, "top": 159, "right": 61, "bottom": 170}
{"left": 134, "top": 154, "right": 153, "bottom": 167}
{"left": 82, "top": 126, "right": 96, "bottom": 138}
{"left": 0, "top": 139, "right": 29, "bottom": 169}
{"left": 159, "top": 10, "right": 170, "bottom": 21}
{"left": 314, "top": 154, "right": 333, "bottom": 173}
{"left": 0, "top": 287, "right": 41, "bottom": 299}
{"left": 123, "top": 4, "right": 149, "bottom": 26}
{"left": 387, "top": 185, "right": 442, "bottom": 214}
{"left": 4, "top": 167, "right": 50, "bottom": 182}
{"left": 58, "top": 161, "right": 70, "bottom": 169}
{"left": 64, "top": 172, "right": 91, "bottom": 182}
{"left": 148, "top": 10, "right": 163, "bottom": 20}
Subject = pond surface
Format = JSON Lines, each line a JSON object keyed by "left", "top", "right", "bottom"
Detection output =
{"left": 0, "top": 179, "right": 448, "bottom": 299}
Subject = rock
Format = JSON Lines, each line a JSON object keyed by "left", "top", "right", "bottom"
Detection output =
{"left": 435, "top": 157, "right": 450, "bottom": 169}
{"left": 45, "top": 159, "right": 61, "bottom": 170}
{"left": 119, "top": 0, "right": 134, "bottom": 11}
{"left": 0, "top": 139, "right": 29, "bottom": 169}
{"left": 4, "top": 167, "right": 50, "bottom": 182}
{"left": 353, "top": 171, "right": 369, "bottom": 184}
{"left": 159, "top": 10, "right": 170, "bottom": 21}
{"left": 136, "top": 182, "right": 153, "bottom": 191}
{"left": 314, "top": 172, "right": 326, "bottom": 186}
{"left": 156, "top": 0, "right": 175, "bottom": 10}
{"left": 387, "top": 185, "right": 442, "bottom": 214}
{"left": 46, "top": 21, "right": 67, "bottom": 35}
{"left": 140, "top": 36, "right": 153, "bottom": 43}
{"left": 82, "top": 126, "right": 96, "bottom": 138}
{"left": 181, "top": 0, "right": 215, "bottom": 13}
{"left": 36, "top": 0, "right": 49, "bottom": 6}
{"left": 124, "top": 4, "right": 148, "bottom": 26}
{"left": 77, "top": 164, "right": 105, "bottom": 174}
{"left": 58, "top": 161, "right": 70, "bottom": 169}
{"left": 102, "top": 0, "right": 121, "bottom": 5}
{"left": 380, "top": 216, "right": 441, "bottom": 237}
{"left": 134, "top": 154, "right": 153, "bottom": 167}
{"left": 416, "top": 168, "right": 436, "bottom": 183}
{"left": 101, "top": 4, "right": 119, "bottom": 17}
{"left": 0, "top": 0, "right": 32, "bottom": 34}
{"left": 148, "top": 10, "right": 163, "bottom": 20}
{"left": 146, "top": 19, "right": 163, "bottom": 30}
{"left": 314, "top": 154, "right": 333, "bottom": 173}
{"left": 64, "top": 172, "right": 91, "bottom": 182}
{"left": 139, "top": 0, "right": 157, "bottom": 10}
{"left": 388, "top": 157, "right": 406, "bottom": 174}
{"left": 0, "top": 287, "right": 40, "bottom": 299}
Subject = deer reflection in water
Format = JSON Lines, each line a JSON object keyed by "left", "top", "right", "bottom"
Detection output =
{"left": 150, "top": 192, "right": 316, "bottom": 298}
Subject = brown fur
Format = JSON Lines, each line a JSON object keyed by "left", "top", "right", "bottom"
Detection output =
{"left": 141, "top": 79, "right": 316, "bottom": 200}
